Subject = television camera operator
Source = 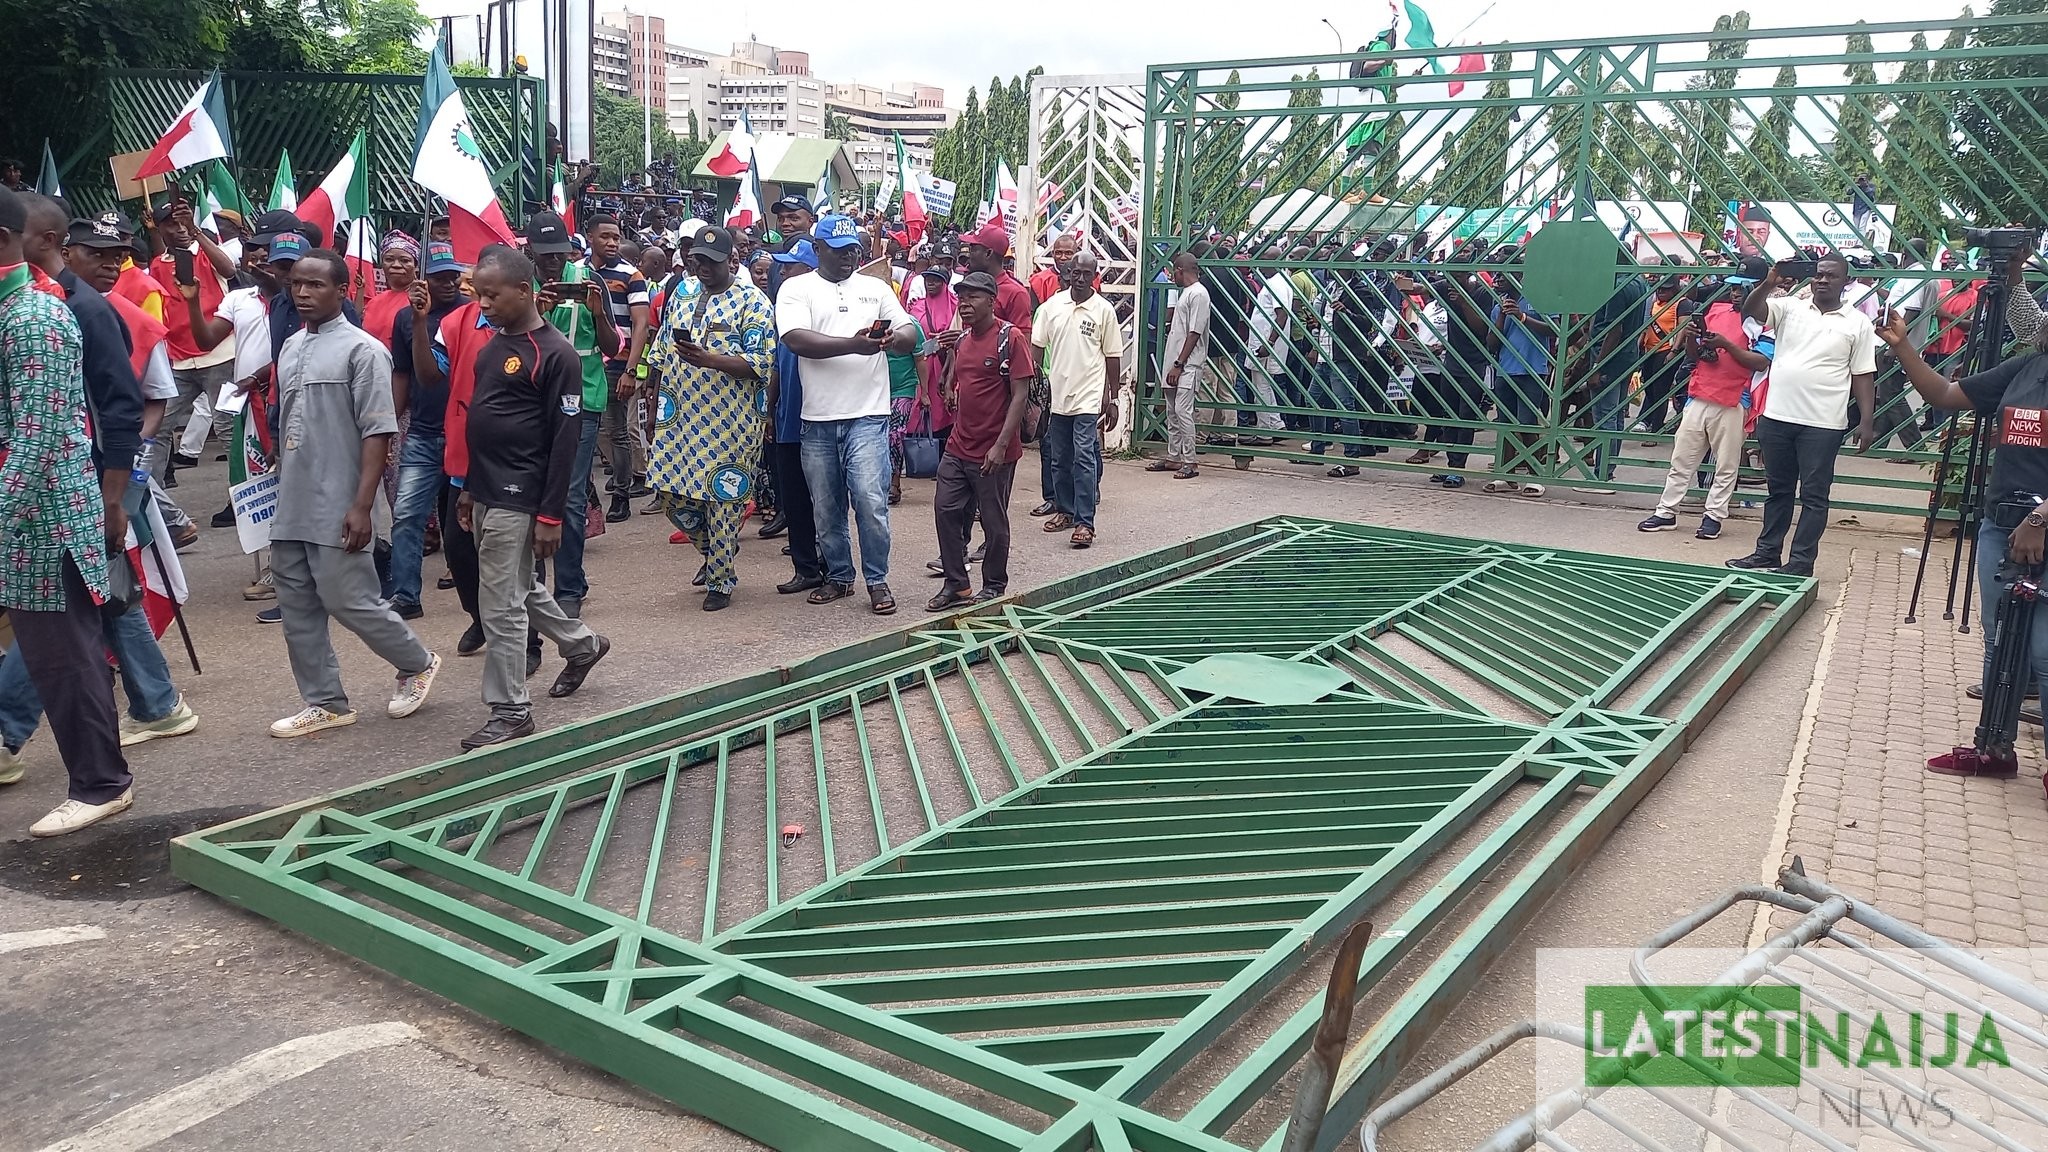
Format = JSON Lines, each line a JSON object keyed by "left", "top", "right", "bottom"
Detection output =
{"left": 1879, "top": 227, "right": 2048, "bottom": 782}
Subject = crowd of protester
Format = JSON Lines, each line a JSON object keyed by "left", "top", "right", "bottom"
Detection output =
{"left": 0, "top": 182, "right": 1132, "bottom": 838}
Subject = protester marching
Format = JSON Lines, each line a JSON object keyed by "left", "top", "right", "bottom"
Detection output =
{"left": 2, "top": 21, "right": 2038, "bottom": 845}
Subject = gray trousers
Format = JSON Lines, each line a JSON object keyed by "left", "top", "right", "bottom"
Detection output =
{"left": 1166, "top": 365, "right": 1202, "bottom": 463}
{"left": 475, "top": 505, "right": 600, "bottom": 720}
{"left": 158, "top": 362, "right": 234, "bottom": 480}
{"left": 272, "top": 539, "right": 432, "bottom": 713}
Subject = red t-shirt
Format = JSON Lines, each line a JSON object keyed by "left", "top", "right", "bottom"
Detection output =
{"left": 1687, "top": 301, "right": 1759, "bottom": 409}
{"left": 437, "top": 301, "right": 493, "bottom": 481}
{"left": 148, "top": 250, "right": 228, "bottom": 362}
{"left": 106, "top": 290, "right": 169, "bottom": 379}
{"left": 994, "top": 273, "right": 1034, "bottom": 343}
{"left": 1929, "top": 281, "right": 1977, "bottom": 359}
{"left": 361, "top": 288, "right": 411, "bottom": 351}
{"left": 945, "top": 320, "right": 1035, "bottom": 467}
{"left": 114, "top": 262, "right": 166, "bottom": 322}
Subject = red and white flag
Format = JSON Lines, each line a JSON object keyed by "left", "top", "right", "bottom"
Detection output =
{"left": 893, "top": 133, "right": 926, "bottom": 247}
{"left": 705, "top": 117, "right": 755, "bottom": 178}
{"left": 299, "top": 129, "right": 367, "bottom": 247}
{"left": 124, "top": 499, "right": 188, "bottom": 640}
{"left": 135, "top": 72, "right": 233, "bottom": 179}
{"left": 724, "top": 112, "right": 764, "bottom": 230}
{"left": 412, "top": 52, "right": 515, "bottom": 263}
{"left": 342, "top": 218, "right": 379, "bottom": 301}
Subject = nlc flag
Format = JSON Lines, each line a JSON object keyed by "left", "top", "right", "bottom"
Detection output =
{"left": 135, "top": 72, "right": 233, "bottom": 179}
{"left": 413, "top": 52, "right": 515, "bottom": 262}
{"left": 299, "top": 129, "right": 367, "bottom": 247}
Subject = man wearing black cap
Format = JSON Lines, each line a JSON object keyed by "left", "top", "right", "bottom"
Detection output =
{"left": 385, "top": 239, "right": 469, "bottom": 618}
{"left": 528, "top": 210, "right": 621, "bottom": 616}
{"left": 768, "top": 194, "right": 815, "bottom": 298}
{"left": 927, "top": 271, "right": 1034, "bottom": 611}
{"left": 644, "top": 225, "right": 775, "bottom": 611}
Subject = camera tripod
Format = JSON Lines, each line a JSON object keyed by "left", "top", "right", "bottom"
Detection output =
{"left": 1904, "top": 267, "right": 2013, "bottom": 630}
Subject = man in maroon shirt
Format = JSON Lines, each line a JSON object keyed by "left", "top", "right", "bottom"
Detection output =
{"left": 926, "top": 272, "right": 1034, "bottom": 612}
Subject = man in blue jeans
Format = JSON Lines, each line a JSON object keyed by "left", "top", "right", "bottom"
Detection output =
{"left": 775, "top": 214, "right": 919, "bottom": 615}
{"left": 1032, "top": 252, "right": 1123, "bottom": 548}
{"left": 0, "top": 601, "right": 195, "bottom": 777}
{"left": 387, "top": 242, "right": 466, "bottom": 618}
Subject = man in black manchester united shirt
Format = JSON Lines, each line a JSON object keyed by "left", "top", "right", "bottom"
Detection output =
{"left": 454, "top": 245, "right": 611, "bottom": 750}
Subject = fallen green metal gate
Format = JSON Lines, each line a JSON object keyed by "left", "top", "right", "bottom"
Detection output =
{"left": 1138, "top": 16, "right": 2048, "bottom": 517}
{"left": 174, "top": 519, "right": 1811, "bottom": 1151}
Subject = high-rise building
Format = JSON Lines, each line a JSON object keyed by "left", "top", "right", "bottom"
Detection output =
{"left": 592, "top": 23, "right": 631, "bottom": 98}
{"left": 826, "top": 82, "right": 958, "bottom": 188}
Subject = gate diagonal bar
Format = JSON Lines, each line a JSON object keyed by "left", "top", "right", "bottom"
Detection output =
{"left": 174, "top": 518, "right": 1812, "bottom": 1151}
{"left": 1137, "top": 16, "right": 2048, "bottom": 518}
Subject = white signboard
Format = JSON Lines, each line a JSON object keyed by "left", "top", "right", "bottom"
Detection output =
{"left": 229, "top": 470, "right": 280, "bottom": 554}
{"left": 918, "top": 173, "right": 956, "bottom": 216}
{"left": 1723, "top": 200, "right": 1895, "bottom": 259}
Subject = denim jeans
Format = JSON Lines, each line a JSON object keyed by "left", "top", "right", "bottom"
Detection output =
{"left": 553, "top": 414, "right": 603, "bottom": 603}
{"left": 1046, "top": 413, "right": 1103, "bottom": 528}
{"left": 388, "top": 431, "right": 447, "bottom": 608}
{"left": 0, "top": 600, "right": 178, "bottom": 750}
{"left": 1975, "top": 519, "right": 2048, "bottom": 747}
{"left": 1307, "top": 363, "right": 1366, "bottom": 457}
{"left": 1586, "top": 378, "right": 1630, "bottom": 481}
{"left": 801, "top": 415, "right": 892, "bottom": 587}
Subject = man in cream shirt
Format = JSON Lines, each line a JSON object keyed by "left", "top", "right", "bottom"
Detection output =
{"left": 1032, "top": 252, "right": 1124, "bottom": 549}
{"left": 1726, "top": 254, "right": 1876, "bottom": 578}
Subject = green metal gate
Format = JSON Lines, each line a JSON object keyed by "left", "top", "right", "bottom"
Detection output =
{"left": 1139, "top": 16, "right": 2048, "bottom": 516}
{"left": 175, "top": 519, "right": 1810, "bottom": 1151}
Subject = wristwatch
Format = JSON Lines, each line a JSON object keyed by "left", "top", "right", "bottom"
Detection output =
{"left": 2026, "top": 497, "right": 2046, "bottom": 529}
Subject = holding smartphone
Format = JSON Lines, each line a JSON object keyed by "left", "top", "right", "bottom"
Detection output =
{"left": 172, "top": 247, "right": 196, "bottom": 287}
{"left": 1775, "top": 258, "right": 1817, "bottom": 280}
{"left": 865, "top": 319, "right": 890, "bottom": 339}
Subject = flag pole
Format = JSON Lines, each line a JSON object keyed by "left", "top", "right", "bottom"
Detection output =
{"left": 146, "top": 537, "right": 203, "bottom": 674}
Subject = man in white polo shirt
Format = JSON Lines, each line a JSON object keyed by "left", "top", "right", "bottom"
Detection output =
{"left": 775, "top": 213, "right": 919, "bottom": 616}
{"left": 1726, "top": 253, "right": 1876, "bottom": 578}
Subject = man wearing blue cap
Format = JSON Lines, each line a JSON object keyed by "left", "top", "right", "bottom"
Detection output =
{"left": 776, "top": 213, "right": 918, "bottom": 615}
{"left": 644, "top": 225, "right": 776, "bottom": 611}
{"left": 767, "top": 239, "right": 827, "bottom": 593}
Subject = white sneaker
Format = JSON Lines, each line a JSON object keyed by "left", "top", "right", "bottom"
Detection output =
{"left": 269, "top": 706, "right": 358, "bottom": 738}
{"left": 0, "top": 741, "right": 24, "bottom": 786}
{"left": 30, "top": 788, "right": 134, "bottom": 837}
{"left": 388, "top": 653, "right": 442, "bottom": 719}
{"left": 119, "top": 696, "right": 200, "bottom": 746}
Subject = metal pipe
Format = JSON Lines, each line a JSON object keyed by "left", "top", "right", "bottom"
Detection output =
{"left": 1280, "top": 920, "right": 1373, "bottom": 1152}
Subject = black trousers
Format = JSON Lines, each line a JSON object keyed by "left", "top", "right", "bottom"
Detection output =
{"left": 772, "top": 441, "right": 823, "bottom": 581}
{"left": 10, "top": 559, "right": 132, "bottom": 803}
{"left": 1753, "top": 415, "right": 1847, "bottom": 571}
{"left": 935, "top": 455, "right": 1014, "bottom": 595}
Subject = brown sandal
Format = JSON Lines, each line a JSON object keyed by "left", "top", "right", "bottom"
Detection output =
{"left": 1070, "top": 525, "right": 1095, "bottom": 548}
{"left": 1043, "top": 513, "right": 1074, "bottom": 532}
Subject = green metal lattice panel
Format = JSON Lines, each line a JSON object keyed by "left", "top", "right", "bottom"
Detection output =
{"left": 173, "top": 519, "right": 1811, "bottom": 1151}
{"left": 1137, "top": 16, "right": 2048, "bottom": 517}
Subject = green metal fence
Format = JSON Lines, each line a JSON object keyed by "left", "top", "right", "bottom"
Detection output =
{"left": 174, "top": 518, "right": 1811, "bottom": 1151}
{"left": 1139, "top": 16, "right": 2048, "bottom": 516}
{"left": 12, "top": 68, "right": 545, "bottom": 236}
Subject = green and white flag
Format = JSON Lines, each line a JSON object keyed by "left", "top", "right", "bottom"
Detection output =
{"left": 269, "top": 148, "right": 298, "bottom": 212}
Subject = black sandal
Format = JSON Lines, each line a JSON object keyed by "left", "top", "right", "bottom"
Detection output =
{"left": 807, "top": 582, "right": 853, "bottom": 605}
{"left": 868, "top": 583, "right": 897, "bottom": 615}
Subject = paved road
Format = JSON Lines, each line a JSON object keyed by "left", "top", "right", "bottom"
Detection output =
{"left": 0, "top": 451, "right": 1854, "bottom": 1151}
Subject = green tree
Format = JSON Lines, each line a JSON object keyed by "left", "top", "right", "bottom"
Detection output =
{"left": 1878, "top": 33, "right": 1950, "bottom": 241}
{"left": 1188, "top": 70, "right": 1257, "bottom": 235}
{"left": 1737, "top": 65, "right": 1814, "bottom": 201}
{"left": 824, "top": 112, "right": 854, "bottom": 141}
{"left": 1952, "top": 0, "right": 2046, "bottom": 225}
{"left": 592, "top": 88, "right": 687, "bottom": 187}
{"left": 1683, "top": 12, "right": 1751, "bottom": 241}
{"left": 340, "top": 0, "right": 430, "bottom": 73}
{"left": 1831, "top": 24, "right": 1887, "bottom": 188}
{"left": 1428, "top": 51, "right": 1517, "bottom": 209}
{"left": 925, "top": 66, "right": 1044, "bottom": 226}
{"left": 1264, "top": 69, "right": 1334, "bottom": 220}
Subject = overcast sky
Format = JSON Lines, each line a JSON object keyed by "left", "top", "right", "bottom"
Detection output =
{"left": 418, "top": 0, "right": 1975, "bottom": 108}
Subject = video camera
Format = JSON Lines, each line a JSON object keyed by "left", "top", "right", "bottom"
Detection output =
{"left": 1965, "top": 226, "right": 2038, "bottom": 257}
